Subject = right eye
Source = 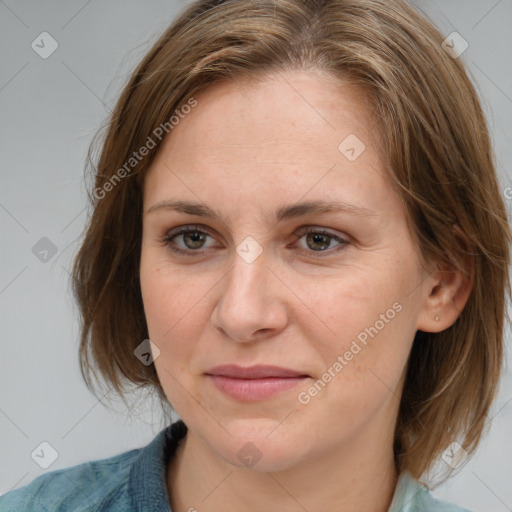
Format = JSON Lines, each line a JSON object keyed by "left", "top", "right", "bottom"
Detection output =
{"left": 158, "top": 225, "right": 219, "bottom": 255}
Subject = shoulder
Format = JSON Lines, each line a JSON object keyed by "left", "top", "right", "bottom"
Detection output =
{"left": 414, "top": 490, "right": 473, "bottom": 512}
{"left": 0, "top": 447, "right": 140, "bottom": 512}
{"left": 0, "top": 421, "right": 185, "bottom": 512}
{"left": 389, "top": 471, "right": 473, "bottom": 512}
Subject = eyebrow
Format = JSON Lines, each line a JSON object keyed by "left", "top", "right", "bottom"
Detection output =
{"left": 145, "top": 199, "right": 376, "bottom": 221}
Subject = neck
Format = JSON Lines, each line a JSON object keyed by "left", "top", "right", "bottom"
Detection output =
{"left": 167, "top": 416, "right": 398, "bottom": 512}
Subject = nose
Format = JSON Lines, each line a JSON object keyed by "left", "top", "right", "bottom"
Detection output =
{"left": 211, "top": 246, "right": 289, "bottom": 343}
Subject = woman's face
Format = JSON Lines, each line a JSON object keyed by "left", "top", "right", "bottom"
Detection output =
{"left": 140, "top": 70, "right": 435, "bottom": 471}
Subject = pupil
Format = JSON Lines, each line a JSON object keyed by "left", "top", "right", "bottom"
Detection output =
{"left": 185, "top": 231, "right": 204, "bottom": 248}
{"left": 308, "top": 233, "right": 329, "bottom": 251}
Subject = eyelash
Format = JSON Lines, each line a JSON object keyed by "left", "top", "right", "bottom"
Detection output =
{"left": 158, "top": 224, "right": 350, "bottom": 258}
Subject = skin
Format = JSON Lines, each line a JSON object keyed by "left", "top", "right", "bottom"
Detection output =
{"left": 139, "top": 70, "right": 472, "bottom": 512}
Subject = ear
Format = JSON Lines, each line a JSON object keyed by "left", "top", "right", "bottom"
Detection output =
{"left": 416, "top": 225, "right": 475, "bottom": 333}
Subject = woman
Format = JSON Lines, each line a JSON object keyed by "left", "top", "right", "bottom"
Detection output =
{"left": 1, "top": 0, "right": 510, "bottom": 511}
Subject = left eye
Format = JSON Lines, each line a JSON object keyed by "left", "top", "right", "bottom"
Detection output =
{"left": 294, "top": 228, "right": 349, "bottom": 254}
{"left": 160, "top": 225, "right": 349, "bottom": 256}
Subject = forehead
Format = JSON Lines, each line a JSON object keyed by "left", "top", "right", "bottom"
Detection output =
{"left": 163, "top": 70, "right": 377, "bottom": 156}
{"left": 143, "top": 70, "right": 396, "bottom": 219}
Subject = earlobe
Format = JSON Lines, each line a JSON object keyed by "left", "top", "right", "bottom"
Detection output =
{"left": 416, "top": 225, "right": 475, "bottom": 333}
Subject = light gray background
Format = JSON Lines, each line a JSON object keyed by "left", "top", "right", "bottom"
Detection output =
{"left": 1, "top": 1, "right": 511, "bottom": 510}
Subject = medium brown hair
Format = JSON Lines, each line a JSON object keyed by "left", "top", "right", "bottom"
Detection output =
{"left": 71, "top": 0, "right": 512, "bottom": 484}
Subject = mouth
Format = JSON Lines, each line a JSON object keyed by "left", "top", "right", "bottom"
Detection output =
{"left": 205, "top": 364, "right": 310, "bottom": 401}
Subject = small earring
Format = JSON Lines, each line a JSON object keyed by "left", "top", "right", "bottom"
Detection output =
{"left": 434, "top": 315, "right": 440, "bottom": 322}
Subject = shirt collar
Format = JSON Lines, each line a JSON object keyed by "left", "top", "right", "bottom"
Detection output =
{"left": 129, "top": 419, "right": 188, "bottom": 512}
{"left": 129, "top": 420, "right": 425, "bottom": 512}
{"left": 387, "top": 470, "right": 430, "bottom": 511}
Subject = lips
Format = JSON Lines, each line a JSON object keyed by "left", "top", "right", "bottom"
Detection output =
{"left": 205, "top": 365, "right": 310, "bottom": 401}
{"left": 205, "top": 364, "right": 309, "bottom": 379}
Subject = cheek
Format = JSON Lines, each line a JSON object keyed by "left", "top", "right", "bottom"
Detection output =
{"left": 300, "top": 259, "right": 418, "bottom": 397}
{"left": 296, "top": 291, "right": 414, "bottom": 440}
{"left": 139, "top": 259, "right": 219, "bottom": 388}
{"left": 140, "top": 259, "right": 204, "bottom": 340}
{"left": 140, "top": 265, "right": 204, "bottom": 408}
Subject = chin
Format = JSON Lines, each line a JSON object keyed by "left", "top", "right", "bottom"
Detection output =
{"left": 210, "top": 417, "right": 309, "bottom": 472}
{"left": 222, "top": 440, "right": 305, "bottom": 473}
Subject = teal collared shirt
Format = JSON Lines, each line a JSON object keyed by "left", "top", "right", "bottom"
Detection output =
{"left": 0, "top": 420, "right": 472, "bottom": 512}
